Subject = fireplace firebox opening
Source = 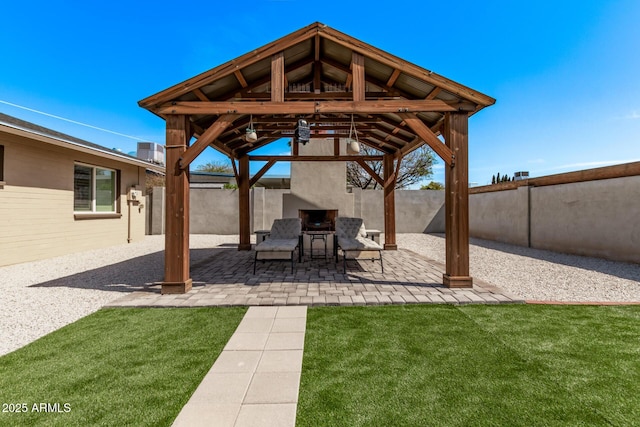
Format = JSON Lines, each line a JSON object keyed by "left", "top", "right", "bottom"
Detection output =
{"left": 299, "top": 209, "right": 338, "bottom": 232}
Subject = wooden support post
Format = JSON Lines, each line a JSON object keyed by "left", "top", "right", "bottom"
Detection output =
{"left": 383, "top": 153, "right": 397, "bottom": 250}
{"left": 238, "top": 153, "right": 251, "bottom": 250}
{"left": 163, "top": 115, "right": 192, "bottom": 294}
{"left": 443, "top": 112, "right": 472, "bottom": 288}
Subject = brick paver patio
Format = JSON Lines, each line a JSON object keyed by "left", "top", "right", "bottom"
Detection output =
{"left": 106, "top": 246, "right": 524, "bottom": 307}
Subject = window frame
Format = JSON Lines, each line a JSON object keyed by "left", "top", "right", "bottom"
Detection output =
{"left": 73, "top": 162, "right": 121, "bottom": 219}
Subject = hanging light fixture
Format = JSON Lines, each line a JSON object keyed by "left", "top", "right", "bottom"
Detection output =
{"left": 294, "top": 119, "right": 310, "bottom": 145}
{"left": 245, "top": 115, "right": 257, "bottom": 143}
{"left": 347, "top": 114, "right": 360, "bottom": 154}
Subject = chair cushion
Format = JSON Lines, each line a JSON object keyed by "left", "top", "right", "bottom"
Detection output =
{"left": 335, "top": 217, "right": 365, "bottom": 240}
{"left": 255, "top": 238, "right": 299, "bottom": 252}
{"left": 338, "top": 236, "right": 382, "bottom": 251}
{"left": 270, "top": 218, "right": 302, "bottom": 240}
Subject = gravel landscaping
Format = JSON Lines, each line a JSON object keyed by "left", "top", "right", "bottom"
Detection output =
{"left": 1, "top": 233, "right": 638, "bottom": 356}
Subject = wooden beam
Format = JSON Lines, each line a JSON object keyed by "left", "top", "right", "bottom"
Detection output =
{"left": 249, "top": 159, "right": 277, "bottom": 187}
{"left": 163, "top": 115, "right": 192, "bottom": 294}
{"left": 352, "top": 52, "right": 365, "bottom": 102}
{"left": 334, "top": 137, "right": 340, "bottom": 155}
{"left": 397, "top": 112, "right": 454, "bottom": 164}
{"left": 179, "top": 114, "right": 238, "bottom": 169}
{"left": 425, "top": 87, "right": 441, "bottom": 100}
{"left": 383, "top": 153, "right": 397, "bottom": 250}
{"left": 360, "top": 136, "right": 399, "bottom": 154}
{"left": 271, "top": 52, "right": 285, "bottom": 102}
{"left": 443, "top": 112, "right": 472, "bottom": 288}
{"left": 230, "top": 158, "right": 239, "bottom": 181}
{"left": 356, "top": 158, "right": 384, "bottom": 187}
{"left": 386, "top": 69, "right": 401, "bottom": 87}
{"left": 234, "top": 70, "right": 248, "bottom": 88}
{"left": 248, "top": 155, "right": 384, "bottom": 162}
{"left": 393, "top": 154, "right": 403, "bottom": 186}
{"left": 157, "top": 99, "right": 473, "bottom": 115}
{"left": 238, "top": 154, "right": 251, "bottom": 251}
{"left": 192, "top": 88, "right": 209, "bottom": 101}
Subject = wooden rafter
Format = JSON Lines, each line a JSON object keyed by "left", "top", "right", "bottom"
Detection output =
{"left": 234, "top": 70, "right": 248, "bottom": 88}
{"left": 192, "top": 88, "right": 209, "bottom": 102}
{"left": 362, "top": 133, "right": 400, "bottom": 151}
{"left": 386, "top": 69, "right": 401, "bottom": 87}
{"left": 425, "top": 87, "right": 441, "bottom": 100}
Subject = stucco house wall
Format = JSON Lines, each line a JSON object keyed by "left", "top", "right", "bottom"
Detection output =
{"left": 0, "top": 116, "right": 161, "bottom": 266}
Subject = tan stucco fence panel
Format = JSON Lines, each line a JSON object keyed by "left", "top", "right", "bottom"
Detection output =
{"left": 469, "top": 172, "right": 640, "bottom": 264}
{"left": 529, "top": 176, "right": 640, "bottom": 263}
{"left": 0, "top": 133, "right": 147, "bottom": 266}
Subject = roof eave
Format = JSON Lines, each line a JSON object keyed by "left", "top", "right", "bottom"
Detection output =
{"left": 0, "top": 123, "right": 165, "bottom": 174}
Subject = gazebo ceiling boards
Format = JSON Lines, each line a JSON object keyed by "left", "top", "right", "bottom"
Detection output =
{"left": 139, "top": 22, "right": 494, "bottom": 165}
{"left": 139, "top": 22, "right": 495, "bottom": 294}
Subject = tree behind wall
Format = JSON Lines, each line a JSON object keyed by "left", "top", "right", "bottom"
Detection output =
{"left": 346, "top": 145, "right": 435, "bottom": 189}
{"left": 196, "top": 161, "right": 234, "bottom": 174}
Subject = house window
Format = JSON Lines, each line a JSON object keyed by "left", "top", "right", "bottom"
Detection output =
{"left": 74, "top": 163, "right": 117, "bottom": 212}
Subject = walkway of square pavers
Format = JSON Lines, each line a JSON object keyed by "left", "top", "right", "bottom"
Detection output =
{"left": 106, "top": 247, "right": 524, "bottom": 308}
{"left": 172, "top": 306, "right": 306, "bottom": 427}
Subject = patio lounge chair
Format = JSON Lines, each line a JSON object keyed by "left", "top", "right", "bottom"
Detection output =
{"left": 334, "top": 217, "right": 384, "bottom": 273}
{"left": 254, "top": 218, "right": 303, "bottom": 274}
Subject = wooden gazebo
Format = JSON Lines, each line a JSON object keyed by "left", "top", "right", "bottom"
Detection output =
{"left": 138, "top": 22, "right": 495, "bottom": 294}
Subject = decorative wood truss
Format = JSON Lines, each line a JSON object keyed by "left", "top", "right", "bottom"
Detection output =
{"left": 139, "top": 22, "right": 495, "bottom": 294}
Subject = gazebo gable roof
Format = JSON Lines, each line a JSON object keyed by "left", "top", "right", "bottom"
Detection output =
{"left": 139, "top": 22, "right": 495, "bottom": 162}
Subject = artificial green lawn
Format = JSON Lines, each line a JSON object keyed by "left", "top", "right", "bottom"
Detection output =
{"left": 1, "top": 305, "right": 638, "bottom": 426}
{"left": 297, "top": 304, "right": 640, "bottom": 426}
{"left": 0, "top": 307, "right": 246, "bottom": 427}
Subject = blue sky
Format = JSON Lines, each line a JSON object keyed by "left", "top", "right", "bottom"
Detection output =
{"left": 1, "top": 0, "right": 639, "bottom": 186}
